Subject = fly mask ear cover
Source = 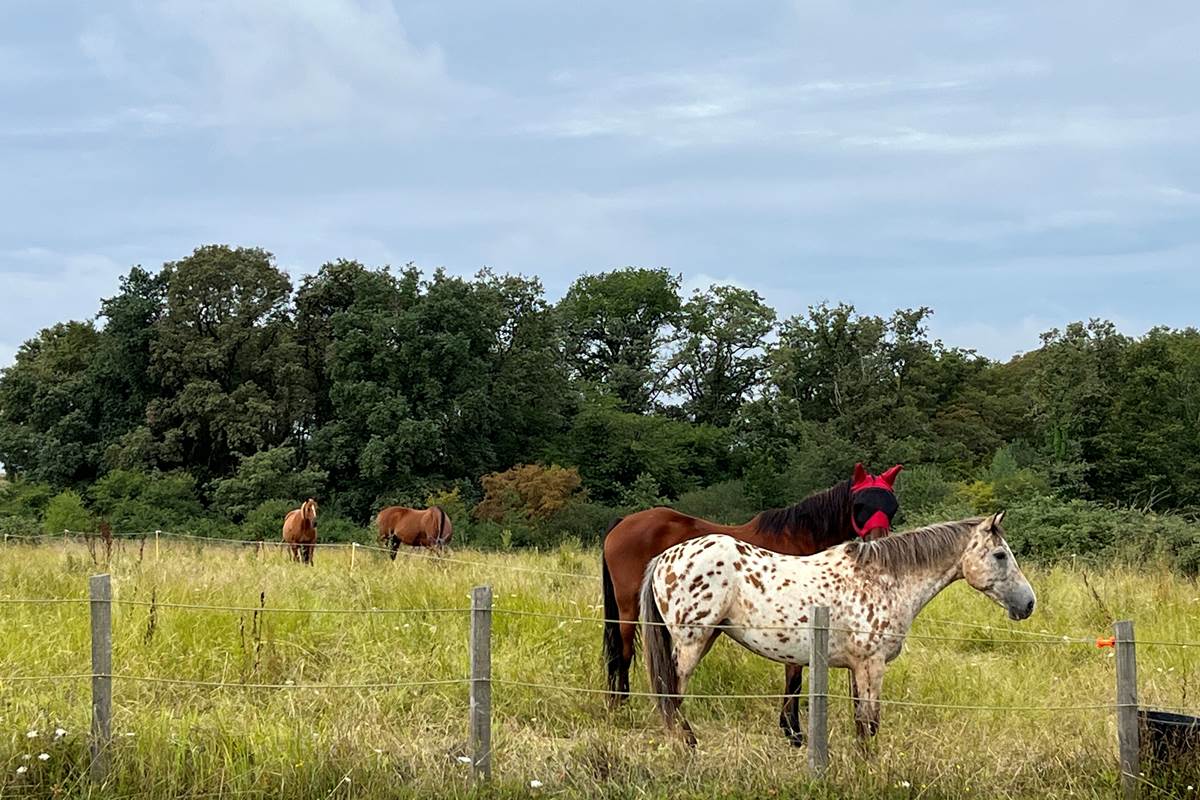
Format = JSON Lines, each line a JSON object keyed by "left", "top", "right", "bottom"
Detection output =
{"left": 850, "top": 463, "right": 903, "bottom": 537}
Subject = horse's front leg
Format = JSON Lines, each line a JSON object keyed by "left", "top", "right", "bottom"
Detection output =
{"left": 851, "top": 657, "right": 884, "bottom": 740}
{"left": 778, "top": 664, "right": 806, "bottom": 746}
{"left": 389, "top": 536, "right": 400, "bottom": 561}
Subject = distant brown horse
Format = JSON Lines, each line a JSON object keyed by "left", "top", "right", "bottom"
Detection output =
{"left": 376, "top": 506, "right": 452, "bottom": 559}
{"left": 602, "top": 463, "right": 901, "bottom": 745}
{"left": 283, "top": 498, "right": 319, "bottom": 565}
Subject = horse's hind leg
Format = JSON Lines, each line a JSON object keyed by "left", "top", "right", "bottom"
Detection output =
{"left": 669, "top": 633, "right": 717, "bottom": 748}
{"left": 779, "top": 664, "right": 807, "bottom": 747}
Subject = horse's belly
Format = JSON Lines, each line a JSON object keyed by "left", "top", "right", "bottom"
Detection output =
{"left": 725, "top": 628, "right": 812, "bottom": 666}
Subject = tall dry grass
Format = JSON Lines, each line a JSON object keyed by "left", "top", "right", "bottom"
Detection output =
{"left": 0, "top": 537, "right": 1197, "bottom": 798}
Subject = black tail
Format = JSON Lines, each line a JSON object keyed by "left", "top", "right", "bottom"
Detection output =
{"left": 602, "top": 516, "right": 625, "bottom": 695}
{"left": 640, "top": 555, "right": 677, "bottom": 720}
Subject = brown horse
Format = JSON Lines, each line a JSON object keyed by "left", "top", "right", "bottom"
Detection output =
{"left": 602, "top": 463, "right": 901, "bottom": 745}
{"left": 283, "top": 498, "right": 319, "bottom": 565}
{"left": 376, "top": 505, "right": 452, "bottom": 559}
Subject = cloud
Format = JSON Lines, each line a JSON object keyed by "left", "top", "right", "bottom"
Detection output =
{"left": 149, "top": 0, "right": 474, "bottom": 133}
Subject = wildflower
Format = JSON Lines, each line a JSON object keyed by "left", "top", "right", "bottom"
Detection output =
{"left": 38, "top": 753, "right": 49, "bottom": 762}
{"left": 373, "top": 748, "right": 383, "bottom": 754}
{"left": 456, "top": 756, "right": 472, "bottom": 765}
{"left": 21, "top": 755, "right": 30, "bottom": 760}
{"left": 54, "top": 728, "right": 67, "bottom": 739}
{"left": 530, "top": 780, "right": 544, "bottom": 789}
{"left": 16, "top": 766, "right": 27, "bottom": 775}
{"left": 26, "top": 730, "right": 37, "bottom": 739}
{"left": 898, "top": 781, "right": 912, "bottom": 788}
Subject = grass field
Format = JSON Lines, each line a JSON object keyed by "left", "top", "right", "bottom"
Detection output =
{"left": 1, "top": 536, "right": 1198, "bottom": 799}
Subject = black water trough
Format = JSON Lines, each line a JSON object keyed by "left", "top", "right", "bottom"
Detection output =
{"left": 1139, "top": 709, "right": 1200, "bottom": 766}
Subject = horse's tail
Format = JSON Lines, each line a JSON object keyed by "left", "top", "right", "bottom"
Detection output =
{"left": 640, "top": 555, "right": 676, "bottom": 720}
{"left": 601, "top": 517, "right": 625, "bottom": 694}
{"left": 435, "top": 506, "right": 448, "bottom": 546}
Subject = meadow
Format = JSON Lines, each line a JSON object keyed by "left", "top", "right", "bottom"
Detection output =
{"left": 1, "top": 536, "right": 1198, "bottom": 799}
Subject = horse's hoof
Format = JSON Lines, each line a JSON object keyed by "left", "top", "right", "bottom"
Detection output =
{"left": 786, "top": 731, "right": 806, "bottom": 748}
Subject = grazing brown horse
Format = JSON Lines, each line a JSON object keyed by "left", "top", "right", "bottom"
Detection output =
{"left": 602, "top": 463, "right": 901, "bottom": 745}
{"left": 376, "top": 505, "right": 452, "bottom": 559}
{"left": 282, "top": 498, "right": 319, "bottom": 565}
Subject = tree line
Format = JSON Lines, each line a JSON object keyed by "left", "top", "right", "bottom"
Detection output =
{"left": 1, "top": 245, "right": 1198, "bottom": 568}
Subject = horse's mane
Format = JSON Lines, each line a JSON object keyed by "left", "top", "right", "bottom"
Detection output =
{"left": 752, "top": 480, "right": 852, "bottom": 538}
{"left": 847, "top": 517, "right": 984, "bottom": 574}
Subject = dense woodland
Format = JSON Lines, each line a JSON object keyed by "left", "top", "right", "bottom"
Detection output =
{"left": 1, "top": 246, "right": 1198, "bottom": 570}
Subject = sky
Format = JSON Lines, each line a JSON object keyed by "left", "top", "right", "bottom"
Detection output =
{"left": 2, "top": 1, "right": 1199, "bottom": 367}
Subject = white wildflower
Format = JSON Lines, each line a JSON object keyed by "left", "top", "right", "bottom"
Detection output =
{"left": 530, "top": 779, "right": 544, "bottom": 789}
{"left": 21, "top": 755, "right": 30, "bottom": 760}
{"left": 456, "top": 756, "right": 472, "bottom": 765}
{"left": 25, "top": 730, "right": 37, "bottom": 739}
{"left": 54, "top": 728, "right": 67, "bottom": 739}
{"left": 16, "top": 766, "right": 27, "bottom": 775}
{"left": 898, "top": 780, "right": 912, "bottom": 788}
{"left": 37, "top": 753, "right": 49, "bottom": 762}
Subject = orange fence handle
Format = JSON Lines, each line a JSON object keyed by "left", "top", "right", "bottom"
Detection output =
{"left": 1096, "top": 636, "right": 1116, "bottom": 649}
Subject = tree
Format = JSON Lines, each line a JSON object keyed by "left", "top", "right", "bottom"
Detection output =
{"left": 0, "top": 321, "right": 104, "bottom": 487}
{"left": 1027, "top": 320, "right": 1126, "bottom": 493}
{"left": 557, "top": 268, "right": 681, "bottom": 413}
{"left": 142, "top": 246, "right": 304, "bottom": 486}
{"left": 668, "top": 284, "right": 775, "bottom": 427}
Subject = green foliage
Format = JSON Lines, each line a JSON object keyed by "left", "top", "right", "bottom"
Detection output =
{"left": 4, "top": 245, "right": 1200, "bottom": 570}
{"left": 673, "top": 480, "right": 757, "bottom": 524}
{"left": 545, "top": 501, "right": 623, "bottom": 547}
{"left": 42, "top": 490, "right": 94, "bottom": 534}
{"left": 0, "top": 478, "right": 55, "bottom": 519}
{"left": 89, "top": 470, "right": 203, "bottom": 531}
{"left": 211, "top": 447, "right": 327, "bottom": 521}
{"left": 669, "top": 285, "right": 775, "bottom": 427}
{"left": 619, "top": 472, "right": 667, "bottom": 510}
{"left": 558, "top": 267, "right": 681, "bottom": 413}
{"left": 243, "top": 499, "right": 297, "bottom": 541}
{"left": 893, "top": 465, "right": 954, "bottom": 515}
{"left": 551, "top": 396, "right": 731, "bottom": 504}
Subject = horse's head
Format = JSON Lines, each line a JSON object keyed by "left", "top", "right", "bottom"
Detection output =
{"left": 850, "top": 463, "right": 902, "bottom": 541}
{"left": 961, "top": 511, "right": 1035, "bottom": 621}
{"left": 303, "top": 498, "right": 319, "bottom": 526}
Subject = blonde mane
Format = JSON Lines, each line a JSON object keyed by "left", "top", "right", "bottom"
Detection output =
{"left": 846, "top": 517, "right": 985, "bottom": 574}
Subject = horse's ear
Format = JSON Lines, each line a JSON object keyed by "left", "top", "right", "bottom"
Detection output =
{"left": 880, "top": 464, "right": 903, "bottom": 487}
{"left": 852, "top": 462, "right": 868, "bottom": 485}
{"left": 989, "top": 510, "right": 1006, "bottom": 531}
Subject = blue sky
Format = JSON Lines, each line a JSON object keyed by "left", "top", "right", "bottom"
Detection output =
{"left": 3, "top": 1, "right": 1199, "bottom": 367}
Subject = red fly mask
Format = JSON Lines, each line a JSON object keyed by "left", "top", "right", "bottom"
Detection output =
{"left": 851, "top": 463, "right": 902, "bottom": 539}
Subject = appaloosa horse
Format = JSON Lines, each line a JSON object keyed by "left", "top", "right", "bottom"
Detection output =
{"left": 282, "top": 498, "right": 319, "bottom": 565}
{"left": 376, "top": 505, "right": 453, "bottom": 559}
{"left": 641, "top": 512, "right": 1035, "bottom": 747}
{"left": 602, "top": 463, "right": 901, "bottom": 744}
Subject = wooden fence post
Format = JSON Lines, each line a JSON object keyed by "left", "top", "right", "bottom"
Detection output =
{"left": 470, "top": 585, "right": 493, "bottom": 782}
{"left": 350, "top": 542, "right": 357, "bottom": 574}
{"left": 89, "top": 573, "right": 113, "bottom": 782}
{"left": 1115, "top": 619, "right": 1139, "bottom": 799}
{"left": 808, "top": 605, "right": 830, "bottom": 776}
{"left": 154, "top": 530, "right": 161, "bottom": 564}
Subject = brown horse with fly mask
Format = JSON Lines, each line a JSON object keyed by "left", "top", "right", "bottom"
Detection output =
{"left": 377, "top": 505, "right": 453, "bottom": 558}
{"left": 602, "top": 463, "right": 901, "bottom": 745}
{"left": 283, "top": 498, "right": 319, "bottom": 565}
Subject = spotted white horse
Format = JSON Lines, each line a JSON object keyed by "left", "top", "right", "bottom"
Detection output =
{"left": 640, "top": 513, "right": 1035, "bottom": 747}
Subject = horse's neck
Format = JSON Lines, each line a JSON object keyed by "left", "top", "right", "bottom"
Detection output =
{"left": 885, "top": 544, "right": 967, "bottom": 628}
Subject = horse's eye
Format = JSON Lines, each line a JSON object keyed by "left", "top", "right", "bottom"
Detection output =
{"left": 993, "top": 551, "right": 1007, "bottom": 562}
